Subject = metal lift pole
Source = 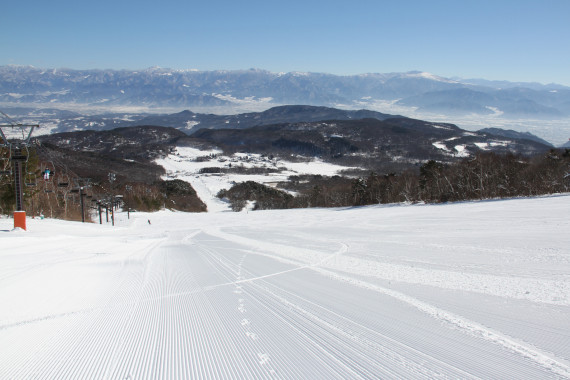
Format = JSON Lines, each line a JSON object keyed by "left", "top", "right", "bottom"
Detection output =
{"left": 12, "top": 148, "right": 26, "bottom": 211}
{"left": 0, "top": 121, "right": 38, "bottom": 230}
{"left": 80, "top": 187, "right": 85, "bottom": 223}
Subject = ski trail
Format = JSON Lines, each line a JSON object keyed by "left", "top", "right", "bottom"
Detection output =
{"left": 315, "top": 267, "right": 570, "bottom": 379}
{"left": 247, "top": 279, "right": 478, "bottom": 379}
{"left": 195, "top": 246, "right": 373, "bottom": 378}
{"left": 196, "top": 245, "right": 280, "bottom": 378}
{"left": 201, "top": 225, "right": 570, "bottom": 378}
{"left": 186, "top": 174, "right": 231, "bottom": 212}
{"left": 2, "top": 197, "right": 568, "bottom": 379}
{"left": 146, "top": 241, "right": 347, "bottom": 303}
{"left": 217, "top": 244, "right": 476, "bottom": 378}
{"left": 189, "top": 231, "right": 486, "bottom": 378}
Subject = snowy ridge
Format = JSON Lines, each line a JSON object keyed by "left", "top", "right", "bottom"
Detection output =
{"left": 0, "top": 196, "right": 569, "bottom": 378}
{"left": 404, "top": 71, "right": 460, "bottom": 84}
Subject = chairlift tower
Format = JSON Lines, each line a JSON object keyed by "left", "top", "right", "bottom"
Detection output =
{"left": 0, "top": 113, "right": 39, "bottom": 230}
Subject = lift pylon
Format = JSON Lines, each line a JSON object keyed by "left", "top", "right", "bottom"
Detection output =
{"left": 0, "top": 114, "right": 39, "bottom": 230}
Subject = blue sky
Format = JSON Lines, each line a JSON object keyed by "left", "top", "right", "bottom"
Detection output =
{"left": 3, "top": 0, "right": 570, "bottom": 85}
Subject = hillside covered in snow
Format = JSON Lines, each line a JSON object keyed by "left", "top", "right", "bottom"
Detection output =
{"left": 1, "top": 195, "right": 569, "bottom": 378}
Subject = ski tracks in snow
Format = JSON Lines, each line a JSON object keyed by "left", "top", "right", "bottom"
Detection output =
{"left": 2, "top": 219, "right": 569, "bottom": 379}
{"left": 202, "top": 225, "right": 570, "bottom": 379}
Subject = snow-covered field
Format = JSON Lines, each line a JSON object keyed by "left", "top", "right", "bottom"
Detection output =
{"left": 155, "top": 147, "right": 357, "bottom": 212}
{"left": 1, "top": 195, "right": 569, "bottom": 379}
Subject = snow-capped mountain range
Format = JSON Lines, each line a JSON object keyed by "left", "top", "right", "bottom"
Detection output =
{"left": 2, "top": 65, "right": 570, "bottom": 118}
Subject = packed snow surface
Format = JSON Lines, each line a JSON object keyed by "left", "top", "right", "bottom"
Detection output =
{"left": 1, "top": 196, "right": 570, "bottom": 379}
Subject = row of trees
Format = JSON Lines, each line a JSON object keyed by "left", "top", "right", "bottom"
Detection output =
{"left": 351, "top": 149, "right": 570, "bottom": 206}
{"left": 119, "top": 180, "right": 207, "bottom": 213}
{"left": 217, "top": 181, "right": 293, "bottom": 211}
{"left": 1, "top": 145, "right": 207, "bottom": 220}
{"left": 1, "top": 147, "right": 88, "bottom": 220}
{"left": 3, "top": 148, "right": 569, "bottom": 216}
{"left": 220, "top": 150, "right": 570, "bottom": 211}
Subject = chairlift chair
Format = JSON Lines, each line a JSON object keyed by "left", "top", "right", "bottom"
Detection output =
{"left": 44, "top": 177, "right": 55, "bottom": 193}
{"left": 25, "top": 172, "right": 37, "bottom": 187}
{"left": 41, "top": 162, "right": 55, "bottom": 181}
{"left": 0, "top": 156, "right": 11, "bottom": 176}
{"left": 57, "top": 173, "right": 70, "bottom": 188}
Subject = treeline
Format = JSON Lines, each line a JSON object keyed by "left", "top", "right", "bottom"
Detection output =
{"left": 218, "top": 150, "right": 570, "bottom": 211}
{"left": 217, "top": 181, "right": 293, "bottom": 211}
{"left": 1, "top": 145, "right": 207, "bottom": 219}
{"left": 119, "top": 180, "right": 207, "bottom": 213}
{"left": 0, "top": 176, "right": 207, "bottom": 219}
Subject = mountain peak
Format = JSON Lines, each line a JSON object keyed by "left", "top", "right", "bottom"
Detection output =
{"left": 403, "top": 71, "right": 459, "bottom": 83}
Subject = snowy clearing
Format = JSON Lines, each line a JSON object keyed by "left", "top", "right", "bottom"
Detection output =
{"left": 1, "top": 195, "right": 569, "bottom": 379}
{"left": 155, "top": 146, "right": 357, "bottom": 212}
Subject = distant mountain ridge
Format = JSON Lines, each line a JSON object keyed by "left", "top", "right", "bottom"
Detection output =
{"left": 186, "top": 117, "right": 550, "bottom": 168}
{"left": 2, "top": 66, "right": 570, "bottom": 118}
{"left": 38, "top": 114, "right": 553, "bottom": 176}
{"left": 122, "top": 105, "right": 400, "bottom": 133}
{"left": 0, "top": 105, "right": 402, "bottom": 135}
{"left": 477, "top": 128, "right": 553, "bottom": 147}
{"left": 6, "top": 104, "right": 555, "bottom": 153}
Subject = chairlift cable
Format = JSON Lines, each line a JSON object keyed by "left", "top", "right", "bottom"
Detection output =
{"left": 0, "top": 110, "right": 18, "bottom": 126}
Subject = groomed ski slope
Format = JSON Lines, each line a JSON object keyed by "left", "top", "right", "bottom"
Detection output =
{"left": 1, "top": 196, "right": 569, "bottom": 379}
